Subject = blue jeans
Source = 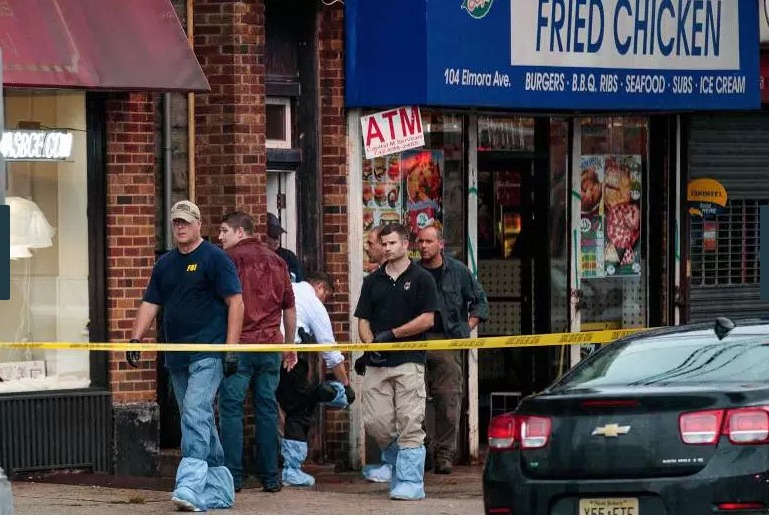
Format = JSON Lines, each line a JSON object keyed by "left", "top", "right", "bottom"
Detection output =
{"left": 169, "top": 357, "right": 233, "bottom": 509}
{"left": 219, "top": 352, "right": 281, "bottom": 487}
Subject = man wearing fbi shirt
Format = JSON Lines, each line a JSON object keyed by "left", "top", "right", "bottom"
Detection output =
{"left": 354, "top": 223, "right": 439, "bottom": 501}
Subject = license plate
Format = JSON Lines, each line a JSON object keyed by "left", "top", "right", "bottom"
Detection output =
{"left": 579, "top": 498, "right": 639, "bottom": 515}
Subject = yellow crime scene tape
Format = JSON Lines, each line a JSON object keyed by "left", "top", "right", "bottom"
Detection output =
{"left": 0, "top": 328, "right": 649, "bottom": 353}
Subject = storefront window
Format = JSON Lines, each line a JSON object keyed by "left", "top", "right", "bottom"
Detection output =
{"left": 478, "top": 115, "right": 534, "bottom": 152}
{"left": 361, "top": 110, "right": 464, "bottom": 273}
{"left": 0, "top": 91, "right": 90, "bottom": 393}
{"left": 577, "top": 116, "right": 648, "bottom": 330}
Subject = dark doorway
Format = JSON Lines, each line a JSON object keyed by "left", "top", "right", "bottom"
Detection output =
{"left": 475, "top": 116, "right": 552, "bottom": 444}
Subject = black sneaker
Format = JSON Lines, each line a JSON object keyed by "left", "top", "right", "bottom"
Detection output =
{"left": 263, "top": 482, "right": 282, "bottom": 493}
{"left": 434, "top": 461, "right": 453, "bottom": 475}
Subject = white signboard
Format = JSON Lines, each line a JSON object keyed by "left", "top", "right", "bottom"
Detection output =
{"left": 0, "top": 130, "right": 73, "bottom": 161}
{"left": 512, "top": 0, "right": 740, "bottom": 70}
{"left": 763, "top": 0, "right": 769, "bottom": 43}
{"left": 360, "top": 106, "right": 425, "bottom": 159}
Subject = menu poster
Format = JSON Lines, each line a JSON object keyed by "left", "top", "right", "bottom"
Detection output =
{"left": 362, "top": 154, "right": 403, "bottom": 272}
{"left": 402, "top": 149, "right": 444, "bottom": 255}
{"left": 603, "top": 155, "right": 642, "bottom": 277}
{"left": 580, "top": 155, "right": 605, "bottom": 278}
{"left": 579, "top": 155, "right": 643, "bottom": 278}
{"left": 361, "top": 149, "right": 446, "bottom": 268}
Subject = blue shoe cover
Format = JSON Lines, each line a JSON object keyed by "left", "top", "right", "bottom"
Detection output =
{"left": 174, "top": 458, "right": 209, "bottom": 512}
{"left": 362, "top": 463, "right": 392, "bottom": 483}
{"left": 324, "top": 381, "right": 349, "bottom": 409}
{"left": 363, "top": 441, "right": 398, "bottom": 482}
{"left": 281, "top": 439, "right": 315, "bottom": 487}
{"left": 201, "top": 466, "right": 235, "bottom": 509}
{"left": 390, "top": 445, "right": 426, "bottom": 501}
{"left": 172, "top": 486, "right": 205, "bottom": 512}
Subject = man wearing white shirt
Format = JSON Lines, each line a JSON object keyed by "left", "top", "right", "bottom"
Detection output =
{"left": 277, "top": 271, "right": 354, "bottom": 487}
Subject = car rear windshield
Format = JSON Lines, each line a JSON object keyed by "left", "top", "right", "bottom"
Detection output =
{"left": 555, "top": 332, "right": 769, "bottom": 388}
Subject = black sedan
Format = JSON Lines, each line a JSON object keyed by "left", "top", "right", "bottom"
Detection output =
{"left": 484, "top": 318, "right": 769, "bottom": 515}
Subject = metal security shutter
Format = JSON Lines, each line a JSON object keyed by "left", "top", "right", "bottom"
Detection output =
{"left": 688, "top": 114, "right": 769, "bottom": 323}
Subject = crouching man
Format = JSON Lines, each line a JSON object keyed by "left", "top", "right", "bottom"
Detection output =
{"left": 278, "top": 271, "right": 355, "bottom": 487}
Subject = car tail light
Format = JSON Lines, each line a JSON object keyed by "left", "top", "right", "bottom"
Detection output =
{"left": 488, "top": 414, "right": 518, "bottom": 450}
{"left": 679, "top": 407, "right": 769, "bottom": 446}
{"left": 520, "top": 416, "right": 552, "bottom": 450}
{"left": 679, "top": 409, "right": 724, "bottom": 445}
{"left": 488, "top": 414, "right": 553, "bottom": 451}
{"left": 724, "top": 408, "right": 769, "bottom": 444}
{"left": 716, "top": 502, "right": 765, "bottom": 511}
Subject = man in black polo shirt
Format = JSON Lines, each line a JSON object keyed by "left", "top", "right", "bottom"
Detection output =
{"left": 354, "top": 223, "right": 438, "bottom": 501}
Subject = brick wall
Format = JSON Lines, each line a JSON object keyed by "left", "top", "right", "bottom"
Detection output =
{"left": 317, "top": 2, "right": 352, "bottom": 466}
{"left": 192, "top": 0, "right": 268, "bottom": 472}
{"left": 105, "top": 92, "right": 158, "bottom": 405}
{"left": 194, "top": 0, "right": 267, "bottom": 238}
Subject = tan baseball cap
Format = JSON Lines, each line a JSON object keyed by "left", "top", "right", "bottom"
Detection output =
{"left": 170, "top": 200, "right": 201, "bottom": 223}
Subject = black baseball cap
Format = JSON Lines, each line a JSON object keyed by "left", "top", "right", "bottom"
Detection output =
{"left": 267, "top": 212, "right": 286, "bottom": 238}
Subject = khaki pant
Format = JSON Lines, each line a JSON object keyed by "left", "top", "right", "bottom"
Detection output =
{"left": 425, "top": 350, "right": 463, "bottom": 464}
{"left": 362, "top": 362, "right": 426, "bottom": 449}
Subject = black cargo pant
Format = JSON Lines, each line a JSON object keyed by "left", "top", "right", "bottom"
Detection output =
{"left": 276, "top": 358, "right": 318, "bottom": 442}
{"left": 424, "top": 339, "right": 464, "bottom": 465}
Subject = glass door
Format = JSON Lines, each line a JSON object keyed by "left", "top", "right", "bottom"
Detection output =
{"left": 571, "top": 117, "right": 649, "bottom": 361}
{"left": 475, "top": 115, "right": 557, "bottom": 444}
{"left": 266, "top": 169, "right": 297, "bottom": 253}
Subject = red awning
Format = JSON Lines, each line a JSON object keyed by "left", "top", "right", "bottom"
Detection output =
{"left": 0, "top": 0, "right": 209, "bottom": 92}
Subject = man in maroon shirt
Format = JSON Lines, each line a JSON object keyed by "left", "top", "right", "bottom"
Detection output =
{"left": 217, "top": 211, "right": 297, "bottom": 493}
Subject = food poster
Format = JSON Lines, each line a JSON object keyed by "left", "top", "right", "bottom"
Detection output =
{"left": 402, "top": 149, "right": 444, "bottom": 257}
{"left": 579, "top": 155, "right": 643, "bottom": 278}
{"left": 361, "top": 149, "right": 445, "bottom": 267}
{"left": 362, "top": 154, "right": 404, "bottom": 272}
{"left": 603, "top": 155, "right": 642, "bottom": 277}
{"left": 580, "top": 156, "right": 606, "bottom": 278}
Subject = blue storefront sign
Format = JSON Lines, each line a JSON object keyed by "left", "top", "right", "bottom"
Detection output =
{"left": 345, "top": 0, "right": 760, "bottom": 111}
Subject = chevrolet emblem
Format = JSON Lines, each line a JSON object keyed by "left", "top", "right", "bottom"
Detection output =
{"left": 592, "top": 423, "right": 631, "bottom": 438}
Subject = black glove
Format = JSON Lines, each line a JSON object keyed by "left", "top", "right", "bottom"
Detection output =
{"left": 223, "top": 352, "right": 238, "bottom": 377}
{"left": 373, "top": 329, "right": 396, "bottom": 343}
{"left": 354, "top": 355, "right": 368, "bottom": 377}
{"left": 316, "top": 381, "right": 338, "bottom": 404}
{"left": 344, "top": 384, "right": 356, "bottom": 405}
{"left": 126, "top": 339, "right": 141, "bottom": 368}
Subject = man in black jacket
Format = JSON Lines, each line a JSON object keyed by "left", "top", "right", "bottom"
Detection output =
{"left": 265, "top": 212, "right": 303, "bottom": 282}
{"left": 418, "top": 224, "right": 489, "bottom": 474}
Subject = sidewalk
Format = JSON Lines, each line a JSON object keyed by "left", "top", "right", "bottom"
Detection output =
{"left": 11, "top": 465, "right": 484, "bottom": 515}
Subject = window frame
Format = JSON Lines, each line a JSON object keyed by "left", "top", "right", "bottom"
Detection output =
{"left": 266, "top": 96, "right": 292, "bottom": 149}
